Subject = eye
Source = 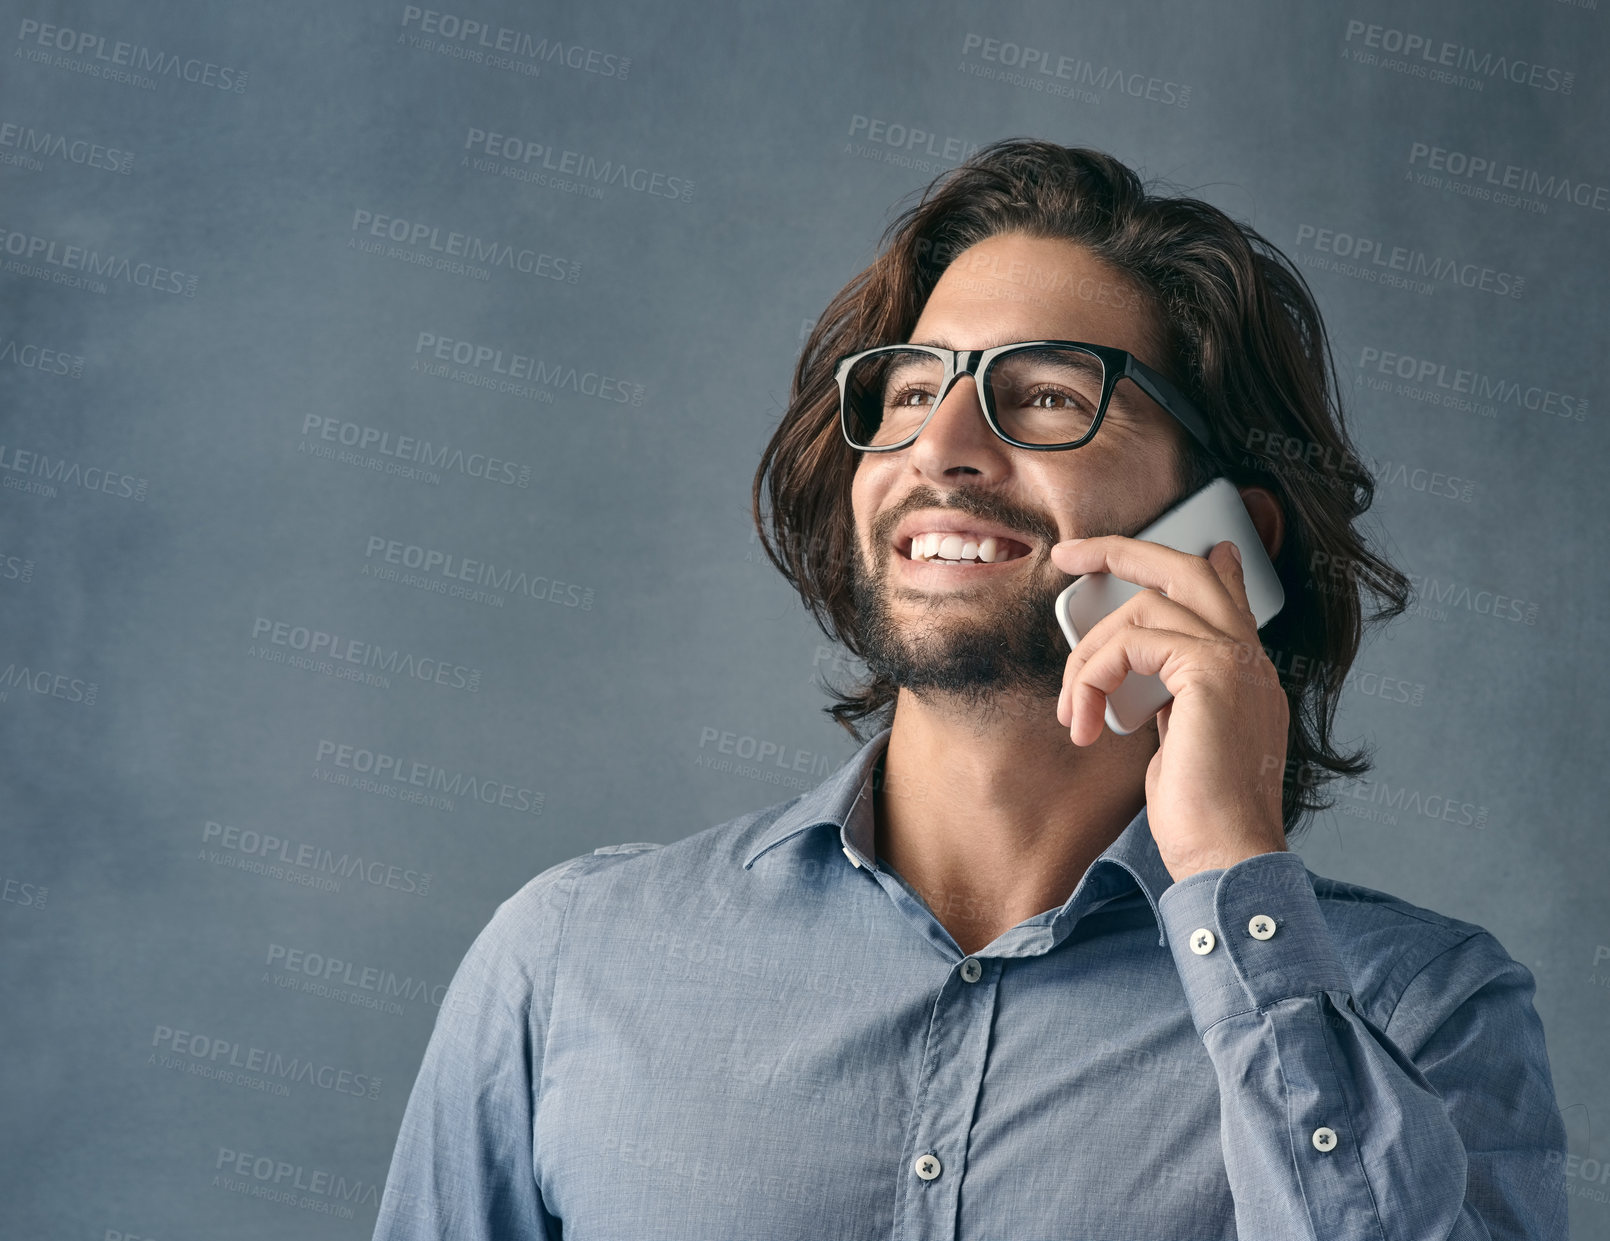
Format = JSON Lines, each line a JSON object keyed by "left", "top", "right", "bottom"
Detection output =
{"left": 1023, "top": 386, "right": 1085, "bottom": 410}
{"left": 886, "top": 385, "right": 936, "bottom": 408}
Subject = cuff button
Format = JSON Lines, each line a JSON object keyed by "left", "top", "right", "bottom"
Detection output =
{"left": 1247, "top": 915, "right": 1276, "bottom": 940}
{"left": 1188, "top": 927, "right": 1216, "bottom": 955}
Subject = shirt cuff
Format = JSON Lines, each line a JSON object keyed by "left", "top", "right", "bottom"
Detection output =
{"left": 1157, "top": 851, "right": 1355, "bottom": 1037}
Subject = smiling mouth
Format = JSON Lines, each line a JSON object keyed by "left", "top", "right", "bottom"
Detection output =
{"left": 896, "top": 531, "right": 1034, "bottom": 565}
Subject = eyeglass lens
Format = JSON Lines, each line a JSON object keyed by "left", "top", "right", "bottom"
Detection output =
{"left": 844, "top": 346, "right": 1106, "bottom": 448}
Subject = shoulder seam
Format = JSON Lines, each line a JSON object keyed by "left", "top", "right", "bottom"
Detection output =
{"left": 1309, "top": 873, "right": 1483, "bottom": 934}
{"left": 1383, "top": 927, "right": 1502, "bottom": 1034}
{"left": 536, "top": 852, "right": 592, "bottom": 1120}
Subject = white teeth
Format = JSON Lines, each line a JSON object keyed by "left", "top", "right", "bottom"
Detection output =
{"left": 909, "top": 532, "right": 1015, "bottom": 563}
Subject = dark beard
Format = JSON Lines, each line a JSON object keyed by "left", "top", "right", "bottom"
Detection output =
{"left": 848, "top": 484, "right": 1075, "bottom": 715}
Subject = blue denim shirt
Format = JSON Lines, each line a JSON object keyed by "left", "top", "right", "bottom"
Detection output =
{"left": 373, "top": 725, "right": 1568, "bottom": 1240}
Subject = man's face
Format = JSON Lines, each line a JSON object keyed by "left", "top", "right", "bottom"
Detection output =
{"left": 847, "top": 231, "right": 1194, "bottom": 715}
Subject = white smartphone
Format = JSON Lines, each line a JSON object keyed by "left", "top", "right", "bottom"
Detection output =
{"left": 1053, "top": 476, "right": 1284, "bottom": 735}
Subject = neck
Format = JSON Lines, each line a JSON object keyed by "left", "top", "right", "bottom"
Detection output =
{"left": 872, "top": 684, "right": 1155, "bottom": 956}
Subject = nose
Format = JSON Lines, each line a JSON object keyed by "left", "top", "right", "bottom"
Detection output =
{"left": 905, "top": 370, "right": 1010, "bottom": 480}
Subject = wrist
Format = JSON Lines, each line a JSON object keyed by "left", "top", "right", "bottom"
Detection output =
{"left": 1164, "top": 839, "right": 1287, "bottom": 884}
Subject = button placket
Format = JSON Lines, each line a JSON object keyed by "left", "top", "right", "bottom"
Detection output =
{"left": 893, "top": 957, "right": 1000, "bottom": 1238}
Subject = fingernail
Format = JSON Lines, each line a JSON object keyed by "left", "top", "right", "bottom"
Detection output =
{"left": 1227, "top": 541, "right": 1243, "bottom": 564}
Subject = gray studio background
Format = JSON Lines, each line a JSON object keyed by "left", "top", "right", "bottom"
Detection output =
{"left": 2, "top": 0, "right": 1607, "bottom": 1236}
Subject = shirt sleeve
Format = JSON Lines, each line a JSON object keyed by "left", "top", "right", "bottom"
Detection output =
{"left": 1156, "top": 850, "right": 1569, "bottom": 1241}
{"left": 371, "top": 854, "right": 590, "bottom": 1241}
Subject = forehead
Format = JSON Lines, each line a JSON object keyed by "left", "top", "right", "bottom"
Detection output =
{"left": 912, "top": 232, "right": 1162, "bottom": 364}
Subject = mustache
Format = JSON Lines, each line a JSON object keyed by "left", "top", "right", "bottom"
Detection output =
{"left": 871, "top": 483, "right": 1062, "bottom": 551}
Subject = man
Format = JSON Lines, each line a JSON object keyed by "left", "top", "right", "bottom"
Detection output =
{"left": 373, "top": 141, "right": 1567, "bottom": 1239}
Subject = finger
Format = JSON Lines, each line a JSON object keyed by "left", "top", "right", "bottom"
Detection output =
{"left": 1053, "top": 535, "right": 1251, "bottom": 638}
{"left": 1067, "top": 627, "right": 1220, "bottom": 746}
{"left": 1062, "top": 586, "right": 1232, "bottom": 690}
{"left": 1210, "top": 539, "right": 1257, "bottom": 629}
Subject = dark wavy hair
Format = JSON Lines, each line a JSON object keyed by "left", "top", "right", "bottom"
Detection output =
{"left": 751, "top": 139, "right": 1410, "bottom": 836}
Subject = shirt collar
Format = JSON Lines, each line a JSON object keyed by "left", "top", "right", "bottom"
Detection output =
{"left": 741, "top": 724, "right": 1177, "bottom": 948}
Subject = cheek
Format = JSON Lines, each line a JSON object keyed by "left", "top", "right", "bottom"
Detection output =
{"left": 1019, "top": 463, "right": 1103, "bottom": 529}
{"left": 849, "top": 465, "right": 886, "bottom": 543}
{"left": 1060, "top": 433, "right": 1162, "bottom": 509}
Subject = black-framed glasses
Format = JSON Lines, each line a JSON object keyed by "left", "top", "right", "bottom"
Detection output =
{"left": 833, "top": 340, "right": 1215, "bottom": 453}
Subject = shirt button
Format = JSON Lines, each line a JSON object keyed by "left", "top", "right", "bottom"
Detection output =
{"left": 914, "top": 1153, "right": 942, "bottom": 1180}
{"left": 1312, "top": 1126, "right": 1337, "bottom": 1152}
{"left": 1247, "top": 914, "right": 1276, "bottom": 940}
{"left": 960, "top": 957, "right": 982, "bottom": 983}
{"left": 1188, "top": 927, "right": 1216, "bottom": 955}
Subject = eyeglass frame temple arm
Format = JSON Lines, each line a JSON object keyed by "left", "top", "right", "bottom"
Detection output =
{"left": 1120, "top": 357, "right": 1215, "bottom": 451}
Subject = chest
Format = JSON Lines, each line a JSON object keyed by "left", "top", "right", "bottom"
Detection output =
{"left": 535, "top": 902, "right": 1239, "bottom": 1240}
